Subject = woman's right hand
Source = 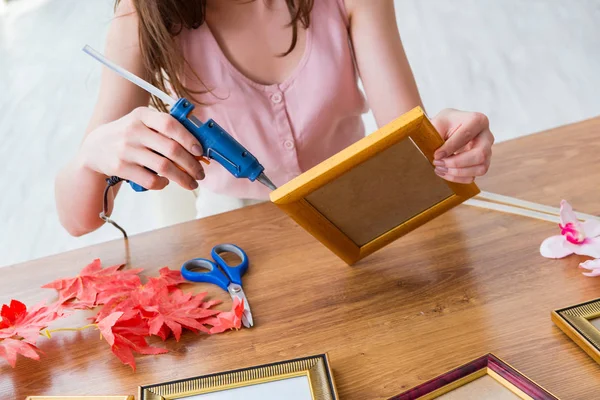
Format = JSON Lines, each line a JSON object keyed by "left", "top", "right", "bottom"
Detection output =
{"left": 77, "top": 106, "right": 206, "bottom": 191}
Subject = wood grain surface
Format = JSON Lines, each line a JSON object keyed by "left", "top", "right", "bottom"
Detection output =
{"left": 2, "top": 117, "right": 600, "bottom": 400}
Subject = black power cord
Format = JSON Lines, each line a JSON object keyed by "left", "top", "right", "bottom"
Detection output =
{"left": 99, "top": 176, "right": 128, "bottom": 238}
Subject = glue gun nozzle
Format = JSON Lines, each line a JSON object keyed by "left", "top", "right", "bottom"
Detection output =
{"left": 257, "top": 172, "right": 277, "bottom": 191}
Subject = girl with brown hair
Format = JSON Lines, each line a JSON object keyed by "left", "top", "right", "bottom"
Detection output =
{"left": 55, "top": 0, "right": 493, "bottom": 236}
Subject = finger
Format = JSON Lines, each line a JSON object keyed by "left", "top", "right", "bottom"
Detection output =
{"left": 134, "top": 107, "right": 204, "bottom": 157}
{"left": 138, "top": 130, "right": 205, "bottom": 181}
{"left": 434, "top": 112, "right": 489, "bottom": 159}
{"left": 435, "top": 170, "right": 475, "bottom": 184}
{"left": 435, "top": 164, "right": 488, "bottom": 178}
{"left": 118, "top": 162, "right": 170, "bottom": 191}
{"left": 454, "top": 140, "right": 474, "bottom": 154}
{"left": 130, "top": 148, "right": 199, "bottom": 190}
{"left": 435, "top": 133, "right": 492, "bottom": 169}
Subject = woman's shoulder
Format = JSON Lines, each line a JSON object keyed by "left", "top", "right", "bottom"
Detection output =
{"left": 104, "top": 0, "right": 143, "bottom": 71}
{"left": 336, "top": 0, "right": 394, "bottom": 25}
{"left": 114, "top": 0, "right": 137, "bottom": 19}
{"left": 313, "top": 0, "right": 350, "bottom": 28}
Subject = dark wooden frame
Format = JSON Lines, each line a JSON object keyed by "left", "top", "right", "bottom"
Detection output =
{"left": 389, "top": 354, "right": 558, "bottom": 400}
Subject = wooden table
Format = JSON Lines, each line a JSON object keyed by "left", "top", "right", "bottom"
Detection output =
{"left": 3, "top": 118, "right": 600, "bottom": 400}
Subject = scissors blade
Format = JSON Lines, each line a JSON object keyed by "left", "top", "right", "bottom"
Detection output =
{"left": 228, "top": 284, "right": 253, "bottom": 328}
{"left": 241, "top": 307, "right": 253, "bottom": 328}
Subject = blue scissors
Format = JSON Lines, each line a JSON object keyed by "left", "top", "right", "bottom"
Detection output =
{"left": 181, "top": 244, "right": 253, "bottom": 328}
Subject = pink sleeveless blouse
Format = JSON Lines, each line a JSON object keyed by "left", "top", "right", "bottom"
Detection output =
{"left": 178, "top": 0, "right": 367, "bottom": 200}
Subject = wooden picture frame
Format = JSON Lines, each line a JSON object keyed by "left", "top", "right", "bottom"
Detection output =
{"left": 139, "top": 354, "right": 337, "bottom": 400}
{"left": 270, "top": 107, "right": 480, "bottom": 265}
{"left": 390, "top": 354, "right": 558, "bottom": 400}
{"left": 552, "top": 297, "right": 600, "bottom": 365}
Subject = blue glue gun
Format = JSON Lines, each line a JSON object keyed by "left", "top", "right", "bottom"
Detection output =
{"left": 128, "top": 98, "right": 276, "bottom": 192}
{"left": 83, "top": 45, "right": 276, "bottom": 192}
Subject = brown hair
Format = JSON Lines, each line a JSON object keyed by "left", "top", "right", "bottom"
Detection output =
{"left": 115, "top": 0, "right": 314, "bottom": 111}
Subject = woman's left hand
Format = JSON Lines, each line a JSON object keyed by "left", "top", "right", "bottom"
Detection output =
{"left": 430, "top": 108, "right": 494, "bottom": 184}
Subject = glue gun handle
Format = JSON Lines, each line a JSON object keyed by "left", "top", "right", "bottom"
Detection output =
{"left": 129, "top": 181, "right": 147, "bottom": 192}
{"left": 128, "top": 166, "right": 156, "bottom": 192}
{"left": 170, "top": 98, "right": 265, "bottom": 181}
{"left": 126, "top": 97, "right": 266, "bottom": 192}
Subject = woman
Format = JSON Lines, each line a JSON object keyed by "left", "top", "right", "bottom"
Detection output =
{"left": 55, "top": 0, "right": 493, "bottom": 236}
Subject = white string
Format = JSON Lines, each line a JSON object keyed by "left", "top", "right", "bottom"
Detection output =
{"left": 477, "top": 191, "right": 600, "bottom": 221}
{"left": 464, "top": 198, "right": 561, "bottom": 223}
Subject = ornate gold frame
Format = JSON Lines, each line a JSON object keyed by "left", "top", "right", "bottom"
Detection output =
{"left": 552, "top": 297, "right": 600, "bottom": 364}
{"left": 270, "top": 107, "right": 480, "bottom": 265}
{"left": 139, "top": 354, "right": 337, "bottom": 399}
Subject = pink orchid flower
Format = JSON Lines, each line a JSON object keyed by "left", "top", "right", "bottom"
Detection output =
{"left": 540, "top": 200, "right": 600, "bottom": 259}
{"left": 580, "top": 259, "right": 600, "bottom": 277}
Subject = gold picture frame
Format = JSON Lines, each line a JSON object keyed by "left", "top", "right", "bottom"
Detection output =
{"left": 270, "top": 107, "right": 480, "bottom": 265}
{"left": 139, "top": 354, "right": 337, "bottom": 400}
{"left": 552, "top": 297, "right": 600, "bottom": 364}
{"left": 390, "top": 354, "right": 558, "bottom": 399}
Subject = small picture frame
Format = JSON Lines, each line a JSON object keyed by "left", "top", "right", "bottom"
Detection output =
{"left": 270, "top": 107, "right": 480, "bottom": 265}
{"left": 139, "top": 354, "right": 338, "bottom": 400}
{"left": 552, "top": 297, "right": 600, "bottom": 364}
{"left": 389, "top": 354, "right": 558, "bottom": 400}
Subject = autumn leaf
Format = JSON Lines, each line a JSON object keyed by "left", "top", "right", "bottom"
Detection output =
{"left": 0, "top": 299, "right": 62, "bottom": 367}
{"left": 93, "top": 279, "right": 165, "bottom": 323}
{"left": 148, "top": 267, "right": 187, "bottom": 290}
{"left": 143, "top": 289, "right": 219, "bottom": 341}
{"left": 91, "top": 277, "right": 176, "bottom": 324}
{"left": 202, "top": 297, "right": 245, "bottom": 334}
{"left": 0, "top": 338, "right": 41, "bottom": 367}
{"left": 8, "top": 258, "right": 249, "bottom": 370}
{"left": 132, "top": 278, "right": 170, "bottom": 308}
{"left": 92, "top": 295, "right": 135, "bottom": 324}
{"left": 0, "top": 300, "right": 62, "bottom": 343}
{"left": 0, "top": 300, "right": 27, "bottom": 329}
{"left": 201, "top": 298, "right": 223, "bottom": 309}
{"left": 94, "top": 275, "right": 142, "bottom": 306}
{"left": 42, "top": 259, "right": 142, "bottom": 308}
{"left": 97, "top": 310, "right": 167, "bottom": 371}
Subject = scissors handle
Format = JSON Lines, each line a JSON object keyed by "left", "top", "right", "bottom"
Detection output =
{"left": 211, "top": 244, "right": 249, "bottom": 286}
{"left": 180, "top": 259, "right": 231, "bottom": 291}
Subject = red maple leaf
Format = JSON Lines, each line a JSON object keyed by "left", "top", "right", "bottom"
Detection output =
{"left": 0, "top": 299, "right": 26, "bottom": 328}
{"left": 42, "top": 259, "right": 142, "bottom": 308}
{"left": 91, "top": 276, "right": 172, "bottom": 324}
{"left": 17, "top": 259, "right": 248, "bottom": 370}
{"left": 147, "top": 267, "right": 187, "bottom": 290}
{"left": 92, "top": 296, "right": 135, "bottom": 324}
{"left": 144, "top": 289, "right": 220, "bottom": 341}
{"left": 94, "top": 275, "right": 142, "bottom": 306}
{"left": 201, "top": 297, "right": 245, "bottom": 334}
{"left": 0, "top": 300, "right": 62, "bottom": 343}
{"left": 97, "top": 310, "right": 167, "bottom": 371}
{"left": 0, "top": 299, "right": 62, "bottom": 367}
{"left": 93, "top": 274, "right": 219, "bottom": 342}
{"left": 0, "top": 338, "right": 41, "bottom": 367}
{"left": 201, "top": 298, "right": 223, "bottom": 309}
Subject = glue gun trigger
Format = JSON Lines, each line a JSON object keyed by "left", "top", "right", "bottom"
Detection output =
{"left": 196, "top": 156, "right": 210, "bottom": 165}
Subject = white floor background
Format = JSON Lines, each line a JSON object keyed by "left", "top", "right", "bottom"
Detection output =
{"left": 1, "top": 0, "right": 599, "bottom": 267}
